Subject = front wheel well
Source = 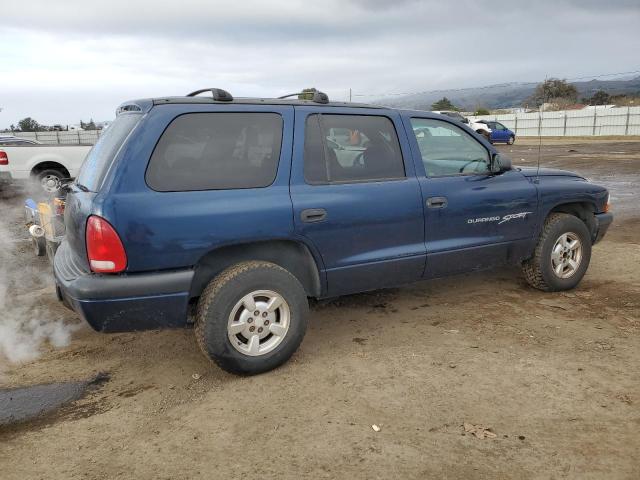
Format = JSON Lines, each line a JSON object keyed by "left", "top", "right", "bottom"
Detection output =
{"left": 548, "top": 201, "right": 596, "bottom": 239}
{"left": 30, "top": 161, "right": 70, "bottom": 178}
{"left": 189, "top": 240, "right": 322, "bottom": 300}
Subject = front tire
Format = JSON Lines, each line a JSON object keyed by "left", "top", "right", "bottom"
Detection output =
{"left": 522, "top": 213, "right": 592, "bottom": 292}
{"left": 195, "top": 261, "right": 309, "bottom": 375}
{"left": 507, "top": 135, "right": 515, "bottom": 145}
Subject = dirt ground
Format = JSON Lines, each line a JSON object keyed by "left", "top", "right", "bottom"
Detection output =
{"left": 1, "top": 139, "right": 639, "bottom": 479}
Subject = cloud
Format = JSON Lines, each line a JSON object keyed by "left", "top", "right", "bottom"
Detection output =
{"left": 0, "top": 0, "right": 638, "bottom": 124}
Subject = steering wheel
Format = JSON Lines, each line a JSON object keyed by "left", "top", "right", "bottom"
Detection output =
{"left": 353, "top": 151, "right": 364, "bottom": 167}
{"left": 459, "top": 159, "right": 484, "bottom": 173}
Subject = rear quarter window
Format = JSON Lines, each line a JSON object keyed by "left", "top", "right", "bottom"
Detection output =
{"left": 76, "top": 113, "right": 142, "bottom": 191}
{"left": 146, "top": 112, "right": 283, "bottom": 191}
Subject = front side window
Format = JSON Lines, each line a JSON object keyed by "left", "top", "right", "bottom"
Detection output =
{"left": 304, "top": 114, "right": 405, "bottom": 184}
{"left": 146, "top": 112, "right": 283, "bottom": 191}
{"left": 410, "top": 118, "right": 490, "bottom": 177}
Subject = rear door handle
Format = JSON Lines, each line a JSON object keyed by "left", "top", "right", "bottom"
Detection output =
{"left": 426, "top": 196, "right": 447, "bottom": 209}
{"left": 301, "top": 208, "right": 327, "bottom": 223}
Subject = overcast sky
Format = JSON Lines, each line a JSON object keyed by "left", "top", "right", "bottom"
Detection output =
{"left": 1, "top": 0, "right": 639, "bottom": 126}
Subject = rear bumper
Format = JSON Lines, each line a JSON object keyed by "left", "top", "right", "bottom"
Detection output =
{"left": 593, "top": 212, "right": 613, "bottom": 244}
{"left": 0, "top": 171, "right": 12, "bottom": 184}
{"left": 54, "top": 244, "right": 194, "bottom": 332}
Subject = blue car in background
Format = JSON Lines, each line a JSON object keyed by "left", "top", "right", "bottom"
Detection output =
{"left": 478, "top": 120, "right": 516, "bottom": 144}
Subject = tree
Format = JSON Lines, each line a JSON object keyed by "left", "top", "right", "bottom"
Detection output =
{"left": 431, "top": 97, "right": 458, "bottom": 111}
{"left": 609, "top": 94, "right": 640, "bottom": 107}
{"left": 525, "top": 78, "right": 578, "bottom": 107}
{"left": 474, "top": 107, "right": 490, "bottom": 116}
{"left": 590, "top": 90, "right": 611, "bottom": 105}
{"left": 17, "top": 117, "right": 41, "bottom": 132}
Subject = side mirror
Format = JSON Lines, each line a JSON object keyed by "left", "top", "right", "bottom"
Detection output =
{"left": 491, "top": 153, "right": 512, "bottom": 173}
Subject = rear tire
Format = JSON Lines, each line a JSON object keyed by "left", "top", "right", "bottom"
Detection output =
{"left": 522, "top": 213, "right": 592, "bottom": 292}
{"left": 195, "top": 261, "right": 309, "bottom": 375}
{"left": 36, "top": 169, "right": 66, "bottom": 194}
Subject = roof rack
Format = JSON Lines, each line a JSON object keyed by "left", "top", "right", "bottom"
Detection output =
{"left": 183, "top": 87, "right": 331, "bottom": 104}
{"left": 278, "top": 88, "right": 329, "bottom": 104}
{"left": 186, "top": 88, "right": 234, "bottom": 102}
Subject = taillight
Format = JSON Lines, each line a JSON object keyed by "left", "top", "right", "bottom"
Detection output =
{"left": 86, "top": 215, "right": 127, "bottom": 273}
{"left": 0, "top": 151, "right": 8, "bottom": 165}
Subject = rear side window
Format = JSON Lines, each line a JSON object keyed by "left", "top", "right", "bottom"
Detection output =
{"left": 146, "top": 113, "right": 283, "bottom": 191}
{"left": 304, "top": 114, "right": 405, "bottom": 184}
{"left": 76, "top": 113, "right": 142, "bottom": 191}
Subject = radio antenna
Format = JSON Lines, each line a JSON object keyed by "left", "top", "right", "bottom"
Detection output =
{"left": 536, "top": 76, "right": 547, "bottom": 183}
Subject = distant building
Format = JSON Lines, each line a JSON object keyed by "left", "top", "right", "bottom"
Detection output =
{"left": 582, "top": 104, "right": 616, "bottom": 110}
{"left": 563, "top": 104, "right": 587, "bottom": 110}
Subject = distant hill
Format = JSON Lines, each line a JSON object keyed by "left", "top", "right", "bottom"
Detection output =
{"left": 375, "top": 76, "right": 640, "bottom": 111}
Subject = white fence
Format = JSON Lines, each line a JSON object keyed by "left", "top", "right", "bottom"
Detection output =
{"left": 4, "top": 130, "right": 102, "bottom": 145}
{"left": 468, "top": 106, "right": 640, "bottom": 137}
{"left": 6, "top": 106, "right": 640, "bottom": 141}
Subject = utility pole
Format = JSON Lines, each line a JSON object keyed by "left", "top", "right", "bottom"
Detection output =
{"left": 349, "top": 88, "right": 352, "bottom": 102}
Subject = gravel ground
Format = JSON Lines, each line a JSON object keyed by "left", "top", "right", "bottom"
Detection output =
{"left": 0, "top": 139, "right": 638, "bottom": 479}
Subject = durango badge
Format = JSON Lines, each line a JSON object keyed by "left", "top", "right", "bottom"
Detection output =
{"left": 468, "top": 212, "right": 532, "bottom": 225}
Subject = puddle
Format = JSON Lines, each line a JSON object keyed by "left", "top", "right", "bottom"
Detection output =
{"left": 0, "top": 373, "right": 109, "bottom": 427}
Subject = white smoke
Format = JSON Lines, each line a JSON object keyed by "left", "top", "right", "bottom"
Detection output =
{"left": 0, "top": 192, "right": 81, "bottom": 367}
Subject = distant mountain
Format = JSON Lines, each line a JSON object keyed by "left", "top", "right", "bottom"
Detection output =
{"left": 375, "top": 76, "right": 640, "bottom": 111}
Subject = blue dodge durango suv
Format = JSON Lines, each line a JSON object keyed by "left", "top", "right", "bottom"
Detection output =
{"left": 55, "top": 88, "right": 612, "bottom": 374}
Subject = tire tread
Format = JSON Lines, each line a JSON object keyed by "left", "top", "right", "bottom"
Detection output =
{"left": 194, "top": 260, "right": 302, "bottom": 373}
{"left": 522, "top": 213, "right": 570, "bottom": 291}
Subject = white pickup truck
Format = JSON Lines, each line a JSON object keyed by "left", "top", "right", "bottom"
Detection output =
{"left": 0, "top": 144, "right": 91, "bottom": 193}
{"left": 431, "top": 110, "right": 492, "bottom": 138}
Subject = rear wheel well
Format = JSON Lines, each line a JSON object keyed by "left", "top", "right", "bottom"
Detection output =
{"left": 548, "top": 202, "right": 596, "bottom": 239}
{"left": 30, "top": 162, "right": 70, "bottom": 179}
{"left": 189, "top": 240, "right": 322, "bottom": 300}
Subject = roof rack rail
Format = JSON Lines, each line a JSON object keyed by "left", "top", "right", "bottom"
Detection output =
{"left": 186, "top": 88, "right": 233, "bottom": 102}
{"left": 278, "top": 88, "right": 329, "bottom": 104}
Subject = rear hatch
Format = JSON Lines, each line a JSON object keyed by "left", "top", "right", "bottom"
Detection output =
{"left": 61, "top": 112, "right": 143, "bottom": 275}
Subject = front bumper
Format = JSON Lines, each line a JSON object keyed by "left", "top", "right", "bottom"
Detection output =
{"left": 54, "top": 241, "right": 194, "bottom": 332}
{"left": 593, "top": 212, "right": 613, "bottom": 244}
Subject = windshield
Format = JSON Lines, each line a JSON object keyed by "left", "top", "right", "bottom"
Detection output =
{"left": 76, "top": 112, "right": 142, "bottom": 191}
